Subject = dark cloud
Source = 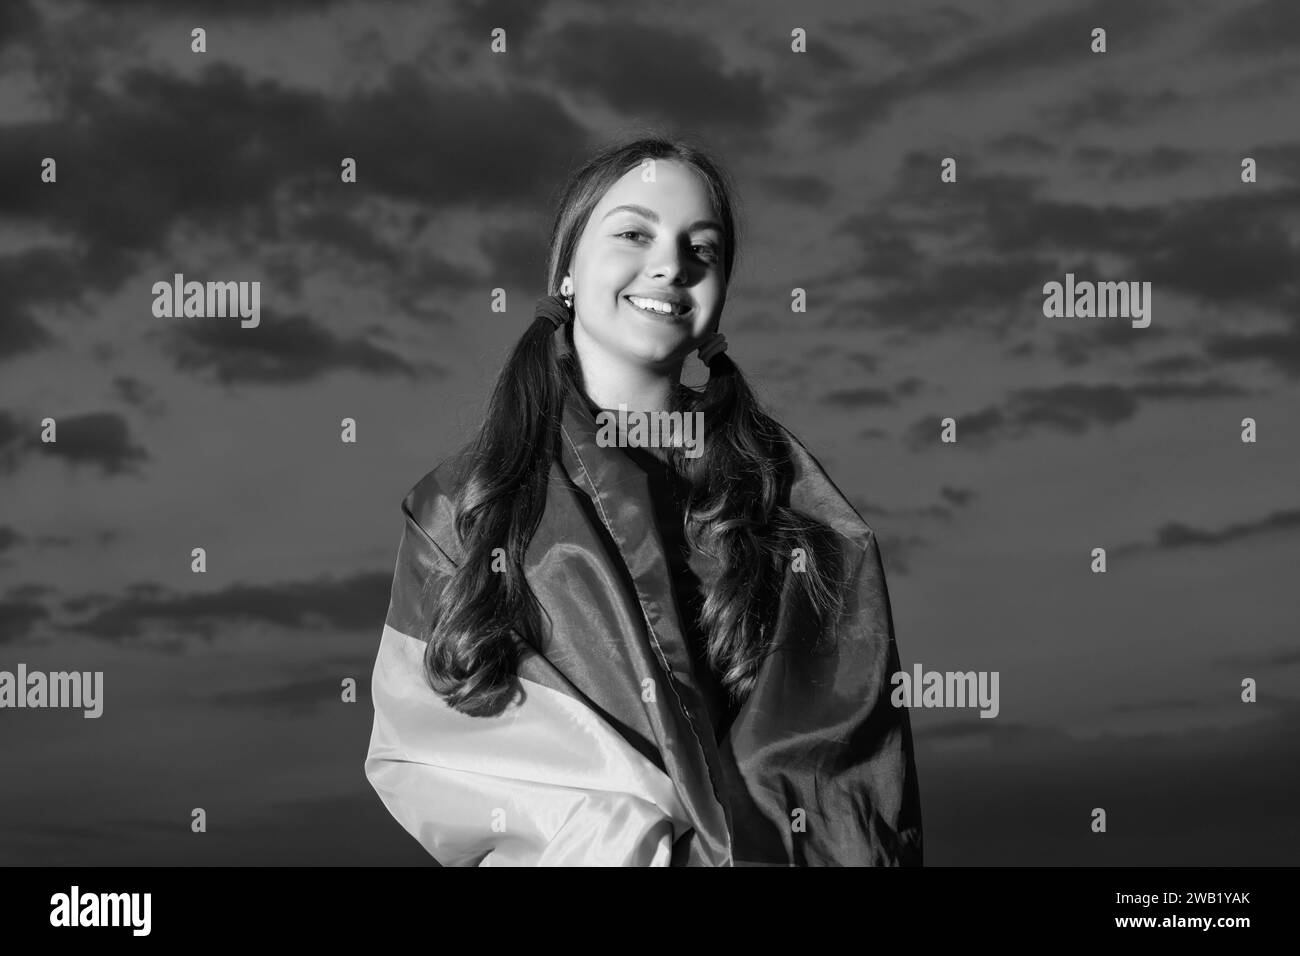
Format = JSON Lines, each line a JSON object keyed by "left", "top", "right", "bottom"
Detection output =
{"left": 0, "top": 60, "right": 586, "bottom": 344}
{"left": 0, "top": 0, "right": 39, "bottom": 51}
{"left": 819, "top": 385, "right": 895, "bottom": 409}
{"left": 1204, "top": 321, "right": 1300, "bottom": 379}
{"left": 990, "top": 132, "right": 1058, "bottom": 157}
{"left": 1140, "top": 509, "right": 1300, "bottom": 552}
{"left": 0, "top": 248, "right": 121, "bottom": 362}
{"left": 758, "top": 173, "right": 835, "bottom": 206}
{"left": 111, "top": 375, "right": 165, "bottom": 415}
{"left": 0, "top": 526, "right": 24, "bottom": 553}
{"left": 939, "top": 486, "right": 975, "bottom": 508}
{"left": 829, "top": 7, "right": 981, "bottom": 62}
{"left": 89, "top": 0, "right": 365, "bottom": 13}
{"left": 449, "top": 0, "right": 554, "bottom": 47}
{"left": 478, "top": 225, "right": 551, "bottom": 292}
{"left": 870, "top": 529, "right": 927, "bottom": 579}
{"left": 205, "top": 669, "right": 374, "bottom": 716}
{"left": 829, "top": 254, "right": 1061, "bottom": 336}
{"left": 1216, "top": 646, "right": 1300, "bottom": 669}
{"left": 1202, "top": 0, "right": 1300, "bottom": 55}
{"left": 812, "top": 0, "right": 1182, "bottom": 142}
{"left": 0, "top": 597, "right": 51, "bottom": 644}
{"left": 904, "top": 405, "right": 1004, "bottom": 449}
{"left": 1107, "top": 508, "right": 1300, "bottom": 558}
{"left": 829, "top": 211, "right": 924, "bottom": 282}
{"left": 544, "top": 19, "right": 781, "bottom": 138}
{"left": 821, "top": 152, "right": 1300, "bottom": 356}
{"left": 1111, "top": 698, "right": 1202, "bottom": 715}
{"left": 1041, "top": 85, "right": 1185, "bottom": 132}
{"left": 0, "top": 410, "right": 148, "bottom": 476}
{"left": 155, "top": 309, "right": 434, "bottom": 384}
{"left": 292, "top": 211, "right": 402, "bottom": 269}
{"left": 902, "top": 379, "right": 1251, "bottom": 450}
{"left": 58, "top": 569, "right": 393, "bottom": 644}
{"left": 1134, "top": 354, "right": 1208, "bottom": 377}
{"left": 0, "top": 305, "right": 54, "bottom": 361}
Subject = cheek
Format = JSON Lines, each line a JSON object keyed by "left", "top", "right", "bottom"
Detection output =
{"left": 698, "top": 294, "right": 723, "bottom": 331}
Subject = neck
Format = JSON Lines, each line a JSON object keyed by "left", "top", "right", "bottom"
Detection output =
{"left": 573, "top": 326, "right": 683, "bottom": 412}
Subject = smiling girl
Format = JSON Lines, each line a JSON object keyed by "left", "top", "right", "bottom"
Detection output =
{"left": 364, "top": 135, "right": 923, "bottom": 866}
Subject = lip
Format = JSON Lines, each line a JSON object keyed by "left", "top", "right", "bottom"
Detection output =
{"left": 623, "top": 294, "right": 693, "bottom": 322}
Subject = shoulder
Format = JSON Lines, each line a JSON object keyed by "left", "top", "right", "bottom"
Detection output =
{"left": 770, "top": 418, "right": 876, "bottom": 553}
{"left": 399, "top": 442, "right": 477, "bottom": 562}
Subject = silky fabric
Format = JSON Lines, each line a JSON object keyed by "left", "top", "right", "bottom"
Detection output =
{"left": 367, "top": 623, "right": 690, "bottom": 865}
{"left": 365, "top": 385, "right": 923, "bottom": 866}
{"left": 593, "top": 402, "right": 740, "bottom": 744}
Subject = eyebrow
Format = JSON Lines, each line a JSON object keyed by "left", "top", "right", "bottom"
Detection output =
{"left": 601, "top": 203, "right": 723, "bottom": 235}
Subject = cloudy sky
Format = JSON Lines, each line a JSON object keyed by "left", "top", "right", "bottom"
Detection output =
{"left": 1, "top": 0, "right": 1297, "bottom": 865}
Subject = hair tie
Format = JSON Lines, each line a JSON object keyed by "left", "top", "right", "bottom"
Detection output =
{"left": 535, "top": 294, "right": 571, "bottom": 330}
{"left": 697, "top": 332, "right": 727, "bottom": 364}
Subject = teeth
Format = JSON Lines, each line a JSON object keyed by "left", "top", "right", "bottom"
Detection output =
{"left": 628, "top": 295, "right": 682, "bottom": 315}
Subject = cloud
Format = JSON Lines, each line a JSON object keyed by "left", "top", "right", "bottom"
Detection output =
{"left": 812, "top": 0, "right": 1182, "bottom": 142}
{"left": 1204, "top": 314, "right": 1300, "bottom": 379}
{"left": 1202, "top": 0, "right": 1300, "bottom": 56}
{"left": 204, "top": 667, "right": 374, "bottom": 716}
{"left": 939, "top": 486, "right": 975, "bottom": 508}
{"left": 829, "top": 7, "right": 981, "bottom": 63}
{"left": 1, "top": 58, "right": 587, "bottom": 347}
{"left": 1113, "top": 508, "right": 1300, "bottom": 555}
{"left": 543, "top": 18, "right": 781, "bottom": 139}
{"left": 0, "top": 596, "right": 52, "bottom": 644}
{"left": 155, "top": 309, "right": 435, "bottom": 384}
{"left": 0, "top": 526, "right": 24, "bottom": 554}
{"left": 758, "top": 172, "right": 835, "bottom": 206}
{"left": 1133, "top": 509, "right": 1300, "bottom": 554}
{"left": 85, "top": 0, "right": 366, "bottom": 13}
{"left": 0, "top": 305, "right": 54, "bottom": 362}
{"left": 902, "top": 379, "right": 1251, "bottom": 450}
{"left": 0, "top": 409, "right": 149, "bottom": 477}
{"left": 1110, "top": 698, "right": 1202, "bottom": 715}
{"left": 0, "top": 0, "right": 39, "bottom": 51}
{"left": 820, "top": 386, "right": 896, "bottom": 409}
{"left": 51, "top": 569, "right": 393, "bottom": 645}
{"left": 1215, "top": 645, "right": 1300, "bottom": 669}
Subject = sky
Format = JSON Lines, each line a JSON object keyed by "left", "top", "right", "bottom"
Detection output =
{"left": 0, "top": 0, "right": 1297, "bottom": 866}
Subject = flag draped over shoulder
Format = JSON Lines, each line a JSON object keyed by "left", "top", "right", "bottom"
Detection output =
{"left": 364, "top": 388, "right": 923, "bottom": 867}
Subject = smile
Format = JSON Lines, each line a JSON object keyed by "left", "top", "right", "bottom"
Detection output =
{"left": 624, "top": 296, "right": 692, "bottom": 321}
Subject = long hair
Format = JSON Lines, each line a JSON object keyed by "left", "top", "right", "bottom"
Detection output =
{"left": 423, "top": 134, "right": 845, "bottom": 718}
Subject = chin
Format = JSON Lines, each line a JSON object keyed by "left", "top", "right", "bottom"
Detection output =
{"left": 624, "top": 332, "right": 690, "bottom": 365}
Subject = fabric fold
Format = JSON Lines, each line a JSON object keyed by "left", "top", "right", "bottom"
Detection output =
{"left": 364, "top": 385, "right": 923, "bottom": 866}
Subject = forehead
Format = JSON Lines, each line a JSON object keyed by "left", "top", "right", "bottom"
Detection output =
{"left": 591, "top": 161, "right": 717, "bottom": 225}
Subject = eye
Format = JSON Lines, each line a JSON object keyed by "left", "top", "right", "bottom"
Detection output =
{"left": 618, "top": 231, "right": 720, "bottom": 262}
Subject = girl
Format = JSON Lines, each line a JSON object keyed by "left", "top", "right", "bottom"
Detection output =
{"left": 364, "top": 136, "right": 923, "bottom": 866}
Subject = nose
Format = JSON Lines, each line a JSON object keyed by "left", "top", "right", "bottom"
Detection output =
{"left": 646, "top": 238, "right": 692, "bottom": 284}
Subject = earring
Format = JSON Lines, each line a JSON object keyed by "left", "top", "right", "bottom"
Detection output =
{"left": 560, "top": 279, "right": 573, "bottom": 310}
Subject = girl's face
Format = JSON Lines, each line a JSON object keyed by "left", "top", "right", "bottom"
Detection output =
{"left": 566, "top": 159, "right": 727, "bottom": 370}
